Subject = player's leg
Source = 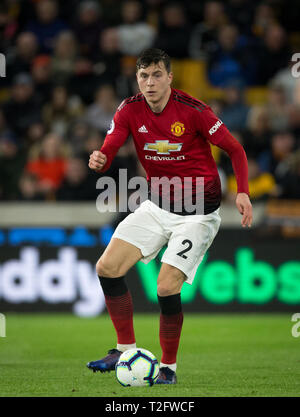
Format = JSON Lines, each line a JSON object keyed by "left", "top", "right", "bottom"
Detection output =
{"left": 156, "top": 209, "right": 221, "bottom": 383}
{"left": 87, "top": 201, "right": 168, "bottom": 373}
{"left": 156, "top": 263, "right": 185, "bottom": 384}
{"left": 87, "top": 238, "right": 142, "bottom": 372}
{"left": 97, "top": 237, "right": 142, "bottom": 352}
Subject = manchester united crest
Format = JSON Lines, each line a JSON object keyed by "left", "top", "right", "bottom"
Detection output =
{"left": 171, "top": 121, "right": 185, "bottom": 137}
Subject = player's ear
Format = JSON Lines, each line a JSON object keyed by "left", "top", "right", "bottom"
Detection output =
{"left": 168, "top": 71, "right": 173, "bottom": 85}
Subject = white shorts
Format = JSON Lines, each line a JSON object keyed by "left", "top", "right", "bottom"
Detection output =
{"left": 112, "top": 200, "right": 221, "bottom": 284}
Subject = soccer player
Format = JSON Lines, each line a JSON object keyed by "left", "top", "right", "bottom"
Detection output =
{"left": 87, "top": 48, "right": 252, "bottom": 384}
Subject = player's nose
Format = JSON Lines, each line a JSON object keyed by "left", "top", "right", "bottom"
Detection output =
{"left": 146, "top": 76, "right": 154, "bottom": 86}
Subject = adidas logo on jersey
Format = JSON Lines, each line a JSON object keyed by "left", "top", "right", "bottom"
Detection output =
{"left": 138, "top": 125, "right": 148, "bottom": 133}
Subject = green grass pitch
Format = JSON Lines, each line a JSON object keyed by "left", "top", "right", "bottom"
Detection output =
{"left": 0, "top": 313, "right": 299, "bottom": 397}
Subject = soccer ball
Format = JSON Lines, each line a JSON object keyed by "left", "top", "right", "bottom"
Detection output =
{"left": 115, "top": 348, "right": 159, "bottom": 387}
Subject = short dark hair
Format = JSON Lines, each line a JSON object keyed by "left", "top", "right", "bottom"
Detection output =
{"left": 136, "top": 48, "right": 171, "bottom": 73}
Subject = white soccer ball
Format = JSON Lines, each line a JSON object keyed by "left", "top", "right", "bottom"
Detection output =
{"left": 115, "top": 348, "right": 159, "bottom": 387}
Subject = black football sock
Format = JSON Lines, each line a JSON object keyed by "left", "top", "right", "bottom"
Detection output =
{"left": 158, "top": 293, "right": 183, "bottom": 367}
{"left": 99, "top": 276, "right": 135, "bottom": 345}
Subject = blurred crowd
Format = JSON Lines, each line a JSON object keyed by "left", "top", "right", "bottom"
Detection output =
{"left": 0, "top": 0, "right": 300, "bottom": 203}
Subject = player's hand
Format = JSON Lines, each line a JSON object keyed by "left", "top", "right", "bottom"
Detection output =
{"left": 236, "top": 193, "right": 252, "bottom": 228}
{"left": 88, "top": 150, "right": 107, "bottom": 172}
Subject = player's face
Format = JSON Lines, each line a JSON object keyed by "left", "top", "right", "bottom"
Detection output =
{"left": 136, "top": 62, "right": 173, "bottom": 109}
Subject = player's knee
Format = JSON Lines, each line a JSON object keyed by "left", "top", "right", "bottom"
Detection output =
{"left": 96, "top": 258, "right": 122, "bottom": 278}
{"left": 157, "top": 283, "right": 174, "bottom": 297}
{"left": 157, "top": 266, "right": 185, "bottom": 297}
{"left": 157, "top": 279, "right": 180, "bottom": 297}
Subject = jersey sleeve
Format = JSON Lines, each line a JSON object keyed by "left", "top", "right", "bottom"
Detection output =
{"left": 195, "top": 106, "right": 249, "bottom": 195}
{"left": 99, "top": 104, "right": 130, "bottom": 172}
{"left": 195, "top": 106, "right": 230, "bottom": 145}
{"left": 217, "top": 133, "right": 249, "bottom": 195}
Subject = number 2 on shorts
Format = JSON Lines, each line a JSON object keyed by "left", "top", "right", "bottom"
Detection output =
{"left": 176, "top": 239, "right": 193, "bottom": 259}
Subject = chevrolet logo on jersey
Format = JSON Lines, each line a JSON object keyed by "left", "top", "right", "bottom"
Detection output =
{"left": 144, "top": 140, "right": 183, "bottom": 155}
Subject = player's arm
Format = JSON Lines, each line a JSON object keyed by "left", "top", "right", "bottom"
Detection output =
{"left": 196, "top": 107, "right": 252, "bottom": 227}
{"left": 216, "top": 133, "right": 252, "bottom": 228}
{"left": 88, "top": 107, "right": 130, "bottom": 173}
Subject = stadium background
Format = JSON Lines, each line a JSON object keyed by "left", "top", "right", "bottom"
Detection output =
{"left": 0, "top": 0, "right": 299, "bottom": 315}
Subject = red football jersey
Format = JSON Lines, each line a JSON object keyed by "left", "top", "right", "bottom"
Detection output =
{"left": 100, "top": 88, "right": 247, "bottom": 214}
